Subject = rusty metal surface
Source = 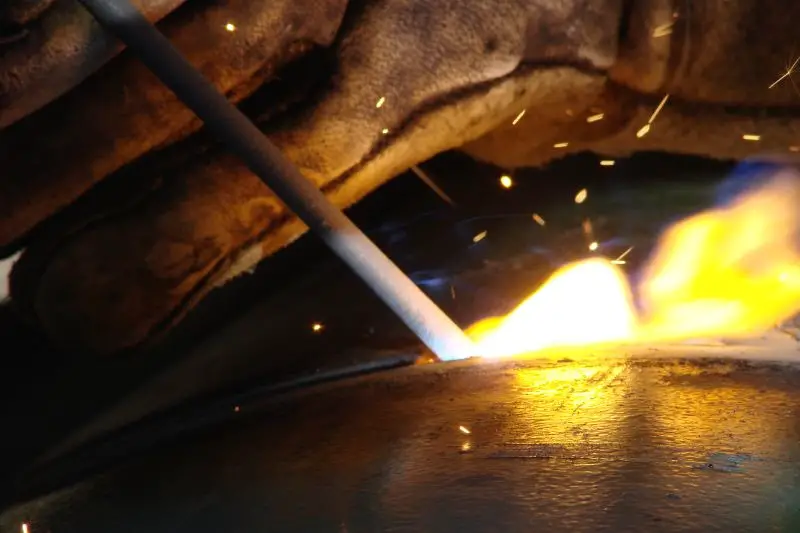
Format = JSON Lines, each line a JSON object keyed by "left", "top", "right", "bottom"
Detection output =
{"left": 5, "top": 355, "right": 800, "bottom": 532}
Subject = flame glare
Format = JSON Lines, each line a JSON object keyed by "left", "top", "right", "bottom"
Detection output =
{"left": 467, "top": 169, "right": 800, "bottom": 359}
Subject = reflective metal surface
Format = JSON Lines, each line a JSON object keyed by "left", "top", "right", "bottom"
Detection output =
{"left": 5, "top": 353, "right": 800, "bottom": 532}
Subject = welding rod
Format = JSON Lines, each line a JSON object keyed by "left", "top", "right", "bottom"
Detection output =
{"left": 77, "top": 0, "right": 476, "bottom": 361}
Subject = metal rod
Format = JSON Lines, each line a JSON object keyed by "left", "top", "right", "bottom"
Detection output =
{"left": 77, "top": 0, "right": 476, "bottom": 361}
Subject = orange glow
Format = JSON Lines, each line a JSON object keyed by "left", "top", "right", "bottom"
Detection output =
{"left": 471, "top": 258, "right": 638, "bottom": 359}
{"left": 467, "top": 169, "right": 800, "bottom": 359}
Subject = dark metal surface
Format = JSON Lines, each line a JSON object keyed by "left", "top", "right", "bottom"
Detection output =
{"left": 75, "top": 0, "right": 474, "bottom": 361}
{"left": 5, "top": 355, "right": 800, "bottom": 532}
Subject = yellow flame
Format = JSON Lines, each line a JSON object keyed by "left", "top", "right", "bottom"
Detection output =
{"left": 468, "top": 169, "right": 800, "bottom": 359}
{"left": 473, "top": 258, "right": 638, "bottom": 359}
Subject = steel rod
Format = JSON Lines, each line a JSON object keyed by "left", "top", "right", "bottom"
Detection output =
{"left": 76, "top": 0, "right": 476, "bottom": 360}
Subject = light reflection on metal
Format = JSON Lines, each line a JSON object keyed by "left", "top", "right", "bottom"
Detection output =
{"left": 512, "top": 109, "right": 526, "bottom": 125}
{"left": 499, "top": 175, "right": 513, "bottom": 188}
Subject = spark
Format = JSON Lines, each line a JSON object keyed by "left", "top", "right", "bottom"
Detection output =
{"left": 461, "top": 442, "right": 472, "bottom": 452}
{"left": 312, "top": 322, "right": 324, "bottom": 333}
{"left": 234, "top": 406, "right": 240, "bottom": 412}
{"left": 459, "top": 425, "right": 471, "bottom": 435}
{"left": 769, "top": 55, "right": 800, "bottom": 89}
{"left": 648, "top": 94, "right": 670, "bottom": 124}
{"left": 410, "top": 165, "right": 456, "bottom": 206}
{"left": 742, "top": 134, "right": 761, "bottom": 142}
{"left": 512, "top": 109, "right": 526, "bottom": 125}
{"left": 553, "top": 142, "right": 569, "bottom": 148}
{"left": 589, "top": 241, "right": 599, "bottom": 251}
{"left": 375, "top": 96, "right": 386, "bottom": 108}
{"left": 615, "top": 246, "right": 634, "bottom": 262}
{"left": 575, "top": 188, "right": 588, "bottom": 204}
{"left": 224, "top": 22, "right": 236, "bottom": 32}
{"left": 600, "top": 160, "right": 615, "bottom": 167}
{"left": 21, "top": 524, "right": 29, "bottom": 533}
{"left": 636, "top": 124, "right": 651, "bottom": 138}
{"left": 473, "top": 230, "right": 488, "bottom": 243}
{"left": 582, "top": 218, "right": 594, "bottom": 237}
{"left": 499, "top": 175, "right": 513, "bottom": 188}
{"left": 381, "top": 128, "right": 389, "bottom": 135}
{"left": 611, "top": 259, "right": 627, "bottom": 265}
{"left": 532, "top": 213, "right": 546, "bottom": 226}
{"left": 652, "top": 22, "right": 674, "bottom": 38}
{"left": 586, "top": 113, "right": 605, "bottom": 123}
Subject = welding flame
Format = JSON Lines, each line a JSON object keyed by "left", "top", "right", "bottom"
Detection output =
{"left": 468, "top": 168, "right": 800, "bottom": 359}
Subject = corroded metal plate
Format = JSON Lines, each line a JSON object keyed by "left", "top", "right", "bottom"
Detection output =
{"left": 4, "top": 354, "right": 800, "bottom": 532}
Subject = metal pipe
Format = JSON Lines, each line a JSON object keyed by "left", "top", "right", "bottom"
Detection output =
{"left": 76, "top": 0, "right": 476, "bottom": 361}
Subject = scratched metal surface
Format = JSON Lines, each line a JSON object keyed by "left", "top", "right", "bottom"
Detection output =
{"left": 4, "top": 356, "right": 800, "bottom": 532}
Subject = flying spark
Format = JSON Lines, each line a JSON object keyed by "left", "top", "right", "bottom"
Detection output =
{"left": 742, "top": 134, "right": 761, "bottom": 142}
{"left": 575, "top": 188, "right": 588, "bottom": 204}
{"left": 312, "top": 322, "right": 324, "bottom": 333}
{"left": 532, "top": 213, "right": 546, "bottom": 225}
{"left": 410, "top": 165, "right": 456, "bottom": 206}
{"left": 375, "top": 96, "right": 386, "bottom": 108}
{"left": 224, "top": 22, "right": 236, "bottom": 32}
{"left": 636, "top": 124, "right": 650, "bottom": 138}
{"left": 512, "top": 109, "right": 526, "bottom": 125}
{"left": 381, "top": 128, "right": 389, "bottom": 135}
{"left": 769, "top": 56, "right": 800, "bottom": 89}
{"left": 553, "top": 142, "right": 569, "bottom": 148}
{"left": 615, "top": 246, "right": 634, "bottom": 262}
{"left": 589, "top": 241, "right": 599, "bottom": 251}
{"left": 499, "top": 175, "right": 513, "bottom": 188}
{"left": 459, "top": 425, "right": 471, "bottom": 434}
{"left": 600, "top": 160, "right": 615, "bottom": 167}
{"left": 21, "top": 524, "right": 29, "bottom": 533}
{"left": 648, "top": 94, "right": 670, "bottom": 124}
{"left": 611, "top": 259, "right": 627, "bottom": 265}
{"left": 652, "top": 22, "right": 674, "bottom": 38}
{"left": 586, "top": 113, "right": 605, "bottom": 123}
{"left": 473, "top": 230, "right": 488, "bottom": 243}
